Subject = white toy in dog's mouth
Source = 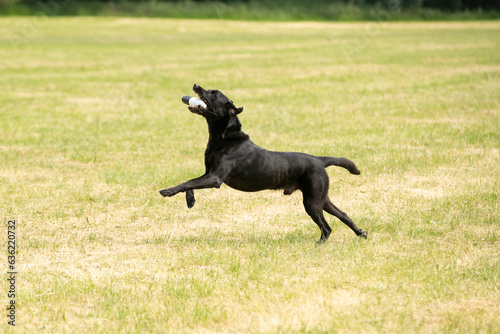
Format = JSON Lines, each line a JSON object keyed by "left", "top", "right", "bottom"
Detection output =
{"left": 182, "top": 95, "right": 207, "bottom": 110}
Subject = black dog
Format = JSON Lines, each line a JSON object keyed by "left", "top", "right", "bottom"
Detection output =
{"left": 160, "top": 84, "right": 367, "bottom": 243}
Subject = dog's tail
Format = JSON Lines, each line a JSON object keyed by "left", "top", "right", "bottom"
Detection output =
{"left": 319, "top": 157, "right": 360, "bottom": 175}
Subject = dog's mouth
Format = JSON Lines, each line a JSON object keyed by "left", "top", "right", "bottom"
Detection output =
{"left": 189, "top": 84, "right": 214, "bottom": 116}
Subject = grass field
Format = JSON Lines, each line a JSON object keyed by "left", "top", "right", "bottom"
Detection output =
{"left": 0, "top": 17, "right": 499, "bottom": 332}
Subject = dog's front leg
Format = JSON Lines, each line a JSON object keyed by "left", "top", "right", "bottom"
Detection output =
{"left": 159, "top": 174, "right": 223, "bottom": 198}
{"left": 185, "top": 190, "right": 195, "bottom": 208}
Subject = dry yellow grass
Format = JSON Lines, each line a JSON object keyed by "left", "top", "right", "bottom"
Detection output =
{"left": 0, "top": 18, "right": 498, "bottom": 333}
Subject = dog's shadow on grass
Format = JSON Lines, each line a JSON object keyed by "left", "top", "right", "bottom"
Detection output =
{"left": 140, "top": 227, "right": 370, "bottom": 248}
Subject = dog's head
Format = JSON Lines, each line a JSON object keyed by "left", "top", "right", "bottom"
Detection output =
{"left": 188, "top": 84, "right": 243, "bottom": 119}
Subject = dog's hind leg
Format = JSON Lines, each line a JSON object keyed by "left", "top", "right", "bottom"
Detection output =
{"left": 304, "top": 200, "right": 332, "bottom": 244}
{"left": 301, "top": 170, "right": 332, "bottom": 244}
{"left": 323, "top": 197, "right": 367, "bottom": 239}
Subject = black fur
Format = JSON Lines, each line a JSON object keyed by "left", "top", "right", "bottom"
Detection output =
{"left": 160, "top": 84, "right": 367, "bottom": 243}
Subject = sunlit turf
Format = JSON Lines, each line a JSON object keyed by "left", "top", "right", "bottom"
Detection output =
{"left": 0, "top": 18, "right": 498, "bottom": 332}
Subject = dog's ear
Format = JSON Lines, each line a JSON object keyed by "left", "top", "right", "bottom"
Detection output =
{"left": 223, "top": 113, "right": 249, "bottom": 140}
{"left": 223, "top": 114, "right": 241, "bottom": 139}
{"left": 226, "top": 101, "right": 243, "bottom": 116}
{"left": 230, "top": 106, "right": 244, "bottom": 115}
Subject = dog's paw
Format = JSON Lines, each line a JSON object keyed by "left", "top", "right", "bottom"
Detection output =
{"left": 186, "top": 190, "right": 195, "bottom": 208}
{"left": 359, "top": 230, "right": 368, "bottom": 239}
{"left": 159, "top": 188, "right": 176, "bottom": 197}
{"left": 316, "top": 238, "right": 327, "bottom": 245}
